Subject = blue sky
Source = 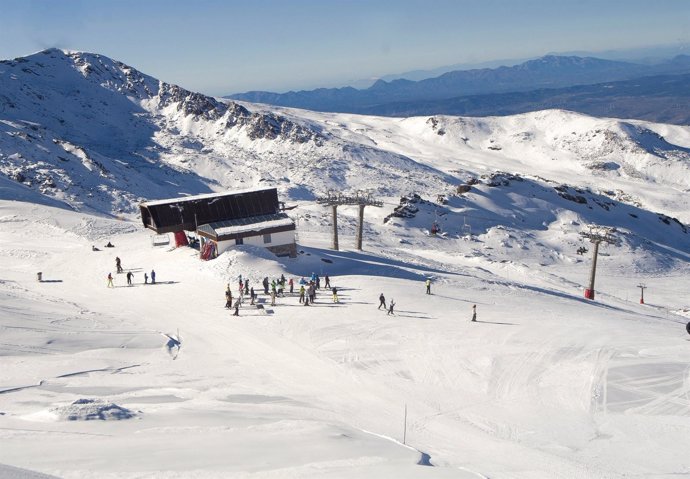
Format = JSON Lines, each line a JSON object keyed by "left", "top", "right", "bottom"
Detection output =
{"left": 2, "top": 0, "right": 689, "bottom": 95}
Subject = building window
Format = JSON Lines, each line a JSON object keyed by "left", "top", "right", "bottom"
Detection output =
{"left": 235, "top": 237, "right": 244, "bottom": 245}
{"left": 263, "top": 233, "right": 272, "bottom": 244}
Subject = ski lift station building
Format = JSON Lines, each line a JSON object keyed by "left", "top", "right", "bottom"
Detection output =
{"left": 139, "top": 187, "right": 297, "bottom": 258}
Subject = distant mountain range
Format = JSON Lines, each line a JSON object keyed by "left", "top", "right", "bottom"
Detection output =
{"left": 228, "top": 55, "right": 690, "bottom": 124}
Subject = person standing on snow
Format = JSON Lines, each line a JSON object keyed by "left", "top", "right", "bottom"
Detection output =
{"left": 126, "top": 271, "right": 133, "bottom": 286}
{"left": 299, "top": 285, "right": 306, "bottom": 304}
{"left": 387, "top": 299, "right": 396, "bottom": 316}
{"left": 107, "top": 272, "right": 114, "bottom": 288}
{"left": 471, "top": 304, "right": 477, "bottom": 322}
{"left": 332, "top": 286, "right": 339, "bottom": 303}
{"left": 270, "top": 290, "right": 276, "bottom": 306}
{"left": 151, "top": 269, "right": 156, "bottom": 284}
{"left": 225, "top": 286, "right": 233, "bottom": 309}
{"left": 289, "top": 278, "right": 294, "bottom": 294}
{"left": 144, "top": 272, "right": 148, "bottom": 284}
{"left": 324, "top": 275, "right": 331, "bottom": 288}
{"left": 115, "top": 257, "right": 122, "bottom": 273}
{"left": 378, "top": 293, "right": 386, "bottom": 310}
{"left": 425, "top": 278, "right": 431, "bottom": 295}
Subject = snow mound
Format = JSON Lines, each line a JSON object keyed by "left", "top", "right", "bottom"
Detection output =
{"left": 50, "top": 398, "right": 137, "bottom": 421}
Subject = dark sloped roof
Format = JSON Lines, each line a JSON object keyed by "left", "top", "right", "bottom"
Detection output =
{"left": 140, "top": 188, "right": 280, "bottom": 234}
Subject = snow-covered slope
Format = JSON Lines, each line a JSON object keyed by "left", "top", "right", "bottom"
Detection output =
{"left": 1, "top": 50, "right": 690, "bottom": 478}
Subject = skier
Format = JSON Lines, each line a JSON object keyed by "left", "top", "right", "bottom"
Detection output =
{"left": 107, "top": 272, "right": 114, "bottom": 288}
{"left": 324, "top": 275, "right": 331, "bottom": 288}
{"left": 250, "top": 287, "right": 255, "bottom": 305}
{"left": 471, "top": 304, "right": 477, "bottom": 322}
{"left": 332, "top": 286, "right": 339, "bottom": 303}
{"left": 144, "top": 272, "right": 148, "bottom": 284}
{"left": 151, "top": 269, "right": 156, "bottom": 284}
{"left": 387, "top": 299, "right": 396, "bottom": 316}
{"left": 289, "top": 278, "right": 294, "bottom": 294}
{"left": 270, "top": 290, "right": 276, "bottom": 306}
{"left": 425, "top": 278, "right": 431, "bottom": 295}
{"left": 244, "top": 279, "right": 249, "bottom": 295}
{"left": 263, "top": 277, "right": 269, "bottom": 295}
{"left": 233, "top": 299, "right": 241, "bottom": 316}
{"left": 299, "top": 285, "right": 306, "bottom": 304}
{"left": 316, "top": 275, "right": 320, "bottom": 290}
{"left": 378, "top": 293, "right": 386, "bottom": 310}
{"left": 115, "top": 257, "right": 122, "bottom": 273}
{"left": 126, "top": 271, "right": 133, "bottom": 286}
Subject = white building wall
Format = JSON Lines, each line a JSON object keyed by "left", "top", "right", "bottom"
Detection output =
{"left": 215, "top": 230, "right": 295, "bottom": 255}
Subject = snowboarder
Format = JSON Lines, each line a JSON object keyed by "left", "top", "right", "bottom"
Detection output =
{"left": 324, "top": 275, "right": 331, "bottom": 288}
{"left": 107, "top": 272, "right": 114, "bottom": 288}
{"left": 92, "top": 245, "right": 100, "bottom": 251}
{"left": 105, "top": 241, "right": 114, "bottom": 248}
{"left": 471, "top": 304, "right": 477, "bottom": 322}
{"left": 332, "top": 286, "right": 339, "bottom": 303}
{"left": 115, "top": 257, "right": 122, "bottom": 273}
{"left": 151, "top": 269, "right": 156, "bottom": 284}
{"left": 126, "top": 271, "right": 133, "bottom": 286}
{"left": 425, "top": 278, "right": 431, "bottom": 295}
{"left": 387, "top": 299, "right": 395, "bottom": 316}
{"left": 144, "top": 272, "right": 148, "bottom": 284}
{"left": 289, "top": 278, "right": 294, "bottom": 294}
{"left": 378, "top": 293, "right": 386, "bottom": 310}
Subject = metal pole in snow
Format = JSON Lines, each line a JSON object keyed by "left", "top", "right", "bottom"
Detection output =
{"left": 403, "top": 403, "right": 407, "bottom": 445}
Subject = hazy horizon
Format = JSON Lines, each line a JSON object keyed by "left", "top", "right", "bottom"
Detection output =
{"left": 2, "top": 0, "right": 689, "bottom": 96}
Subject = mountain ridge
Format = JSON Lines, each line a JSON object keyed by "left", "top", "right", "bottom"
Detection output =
{"left": 227, "top": 54, "right": 690, "bottom": 123}
{"left": 0, "top": 49, "right": 688, "bottom": 257}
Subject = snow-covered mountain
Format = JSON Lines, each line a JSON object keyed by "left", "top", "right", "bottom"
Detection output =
{"left": 2, "top": 50, "right": 690, "bottom": 478}
{"left": 1, "top": 48, "right": 689, "bottom": 261}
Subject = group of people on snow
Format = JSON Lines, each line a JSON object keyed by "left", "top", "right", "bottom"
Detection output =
{"left": 105, "top": 256, "right": 156, "bottom": 287}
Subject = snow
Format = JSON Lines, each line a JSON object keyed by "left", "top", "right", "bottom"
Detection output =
{"left": 1, "top": 48, "right": 690, "bottom": 478}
